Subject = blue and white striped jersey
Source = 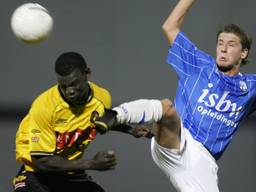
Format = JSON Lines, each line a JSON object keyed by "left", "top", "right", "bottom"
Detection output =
{"left": 167, "top": 32, "right": 256, "bottom": 160}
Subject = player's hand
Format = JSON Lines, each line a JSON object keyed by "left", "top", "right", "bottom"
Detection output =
{"left": 91, "top": 109, "right": 117, "bottom": 134}
{"left": 90, "top": 150, "right": 117, "bottom": 171}
{"left": 129, "top": 125, "right": 154, "bottom": 138}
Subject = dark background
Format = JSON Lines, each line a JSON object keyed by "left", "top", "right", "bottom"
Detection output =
{"left": 1, "top": 0, "right": 256, "bottom": 191}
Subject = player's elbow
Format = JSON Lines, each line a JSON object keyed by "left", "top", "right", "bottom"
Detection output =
{"left": 162, "top": 20, "right": 177, "bottom": 33}
{"left": 162, "top": 22, "right": 170, "bottom": 33}
{"left": 162, "top": 24, "right": 179, "bottom": 44}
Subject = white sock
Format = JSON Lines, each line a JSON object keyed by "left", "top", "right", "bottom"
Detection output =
{"left": 113, "top": 99, "right": 163, "bottom": 124}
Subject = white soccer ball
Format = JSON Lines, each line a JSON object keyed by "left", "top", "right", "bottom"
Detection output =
{"left": 11, "top": 3, "right": 53, "bottom": 44}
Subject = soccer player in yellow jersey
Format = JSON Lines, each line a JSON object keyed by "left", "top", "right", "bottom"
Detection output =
{"left": 13, "top": 52, "right": 140, "bottom": 192}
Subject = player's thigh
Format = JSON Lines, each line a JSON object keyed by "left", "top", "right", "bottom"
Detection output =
{"left": 150, "top": 124, "right": 187, "bottom": 175}
{"left": 155, "top": 101, "right": 181, "bottom": 149}
{"left": 151, "top": 127, "right": 219, "bottom": 192}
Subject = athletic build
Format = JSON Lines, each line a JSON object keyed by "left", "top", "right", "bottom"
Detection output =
{"left": 13, "top": 52, "right": 140, "bottom": 192}
{"left": 98, "top": 0, "right": 256, "bottom": 191}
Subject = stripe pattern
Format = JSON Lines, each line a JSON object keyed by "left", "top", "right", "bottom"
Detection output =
{"left": 167, "top": 32, "right": 256, "bottom": 159}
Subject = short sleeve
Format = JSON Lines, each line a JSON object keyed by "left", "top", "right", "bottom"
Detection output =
{"left": 166, "top": 32, "right": 215, "bottom": 80}
{"left": 28, "top": 105, "right": 56, "bottom": 156}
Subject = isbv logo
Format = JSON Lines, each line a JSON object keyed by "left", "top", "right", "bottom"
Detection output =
{"left": 197, "top": 83, "right": 242, "bottom": 118}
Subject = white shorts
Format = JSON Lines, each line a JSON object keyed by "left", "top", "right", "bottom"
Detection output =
{"left": 151, "top": 124, "right": 219, "bottom": 192}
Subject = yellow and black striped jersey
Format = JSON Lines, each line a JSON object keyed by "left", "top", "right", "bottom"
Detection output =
{"left": 15, "top": 81, "right": 111, "bottom": 172}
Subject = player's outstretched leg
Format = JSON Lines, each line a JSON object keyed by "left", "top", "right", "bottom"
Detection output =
{"left": 114, "top": 99, "right": 219, "bottom": 192}
{"left": 113, "top": 99, "right": 181, "bottom": 149}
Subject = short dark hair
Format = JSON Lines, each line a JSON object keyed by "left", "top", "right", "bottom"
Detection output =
{"left": 217, "top": 24, "right": 252, "bottom": 65}
{"left": 55, "top": 52, "right": 91, "bottom": 76}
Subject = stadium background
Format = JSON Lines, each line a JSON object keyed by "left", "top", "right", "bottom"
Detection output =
{"left": 1, "top": 0, "right": 256, "bottom": 191}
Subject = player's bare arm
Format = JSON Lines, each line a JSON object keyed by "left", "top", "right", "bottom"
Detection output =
{"left": 31, "top": 150, "right": 117, "bottom": 173}
{"left": 111, "top": 124, "right": 152, "bottom": 138}
{"left": 162, "top": 0, "right": 195, "bottom": 44}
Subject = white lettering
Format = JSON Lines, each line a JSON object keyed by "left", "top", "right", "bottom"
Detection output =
{"left": 206, "top": 93, "right": 218, "bottom": 107}
{"left": 215, "top": 91, "right": 231, "bottom": 112}
{"left": 196, "top": 105, "right": 237, "bottom": 128}
{"left": 198, "top": 89, "right": 209, "bottom": 103}
{"left": 198, "top": 86, "right": 242, "bottom": 118}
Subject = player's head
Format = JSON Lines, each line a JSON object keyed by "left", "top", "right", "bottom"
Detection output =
{"left": 55, "top": 52, "right": 91, "bottom": 106}
{"left": 215, "top": 24, "right": 252, "bottom": 73}
{"left": 55, "top": 52, "right": 91, "bottom": 76}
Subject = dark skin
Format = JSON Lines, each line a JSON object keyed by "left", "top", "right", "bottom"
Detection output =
{"left": 32, "top": 68, "right": 142, "bottom": 174}
{"left": 32, "top": 151, "right": 117, "bottom": 173}
{"left": 57, "top": 68, "right": 90, "bottom": 107}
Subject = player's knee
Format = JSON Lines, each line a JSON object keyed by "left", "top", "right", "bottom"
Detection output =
{"left": 160, "top": 99, "right": 176, "bottom": 119}
{"left": 160, "top": 99, "right": 180, "bottom": 133}
{"left": 160, "top": 99, "right": 173, "bottom": 114}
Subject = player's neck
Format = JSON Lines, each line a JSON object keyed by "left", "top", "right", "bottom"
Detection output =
{"left": 223, "top": 69, "right": 240, "bottom": 76}
{"left": 217, "top": 65, "right": 240, "bottom": 77}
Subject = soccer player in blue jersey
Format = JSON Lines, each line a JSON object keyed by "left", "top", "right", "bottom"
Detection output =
{"left": 97, "top": 0, "right": 256, "bottom": 191}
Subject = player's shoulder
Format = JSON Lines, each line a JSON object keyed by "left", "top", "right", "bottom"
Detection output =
{"left": 31, "top": 84, "right": 62, "bottom": 112}
{"left": 241, "top": 74, "right": 256, "bottom": 92}
{"left": 244, "top": 73, "right": 256, "bottom": 82}
{"left": 89, "top": 81, "right": 111, "bottom": 109}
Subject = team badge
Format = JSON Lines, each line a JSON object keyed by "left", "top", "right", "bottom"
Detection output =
{"left": 239, "top": 81, "right": 247, "bottom": 92}
{"left": 31, "top": 136, "right": 39, "bottom": 142}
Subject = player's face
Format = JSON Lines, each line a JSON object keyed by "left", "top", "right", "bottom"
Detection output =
{"left": 57, "top": 68, "right": 89, "bottom": 106}
{"left": 216, "top": 32, "right": 248, "bottom": 74}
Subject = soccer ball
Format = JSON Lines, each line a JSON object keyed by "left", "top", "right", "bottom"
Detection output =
{"left": 11, "top": 3, "right": 53, "bottom": 44}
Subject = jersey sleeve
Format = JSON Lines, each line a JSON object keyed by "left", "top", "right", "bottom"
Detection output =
{"left": 245, "top": 76, "right": 256, "bottom": 115}
{"left": 166, "top": 32, "right": 215, "bottom": 80}
{"left": 248, "top": 94, "right": 256, "bottom": 115}
{"left": 28, "top": 103, "right": 56, "bottom": 157}
{"left": 100, "top": 88, "right": 111, "bottom": 109}
{"left": 15, "top": 101, "right": 56, "bottom": 169}
{"left": 90, "top": 82, "right": 112, "bottom": 109}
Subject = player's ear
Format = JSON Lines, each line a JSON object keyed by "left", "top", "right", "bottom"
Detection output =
{"left": 241, "top": 48, "right": 248, "bottom": 60}
{"left": 85, "top": 67, "right": 91, "bottom": 75}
